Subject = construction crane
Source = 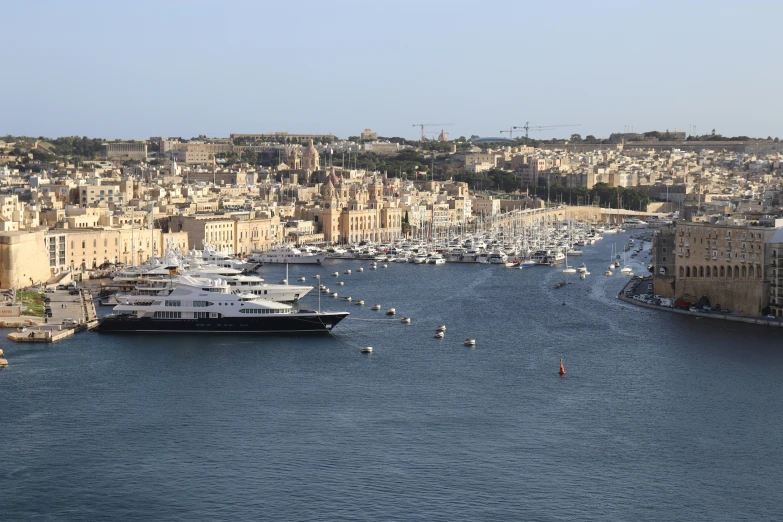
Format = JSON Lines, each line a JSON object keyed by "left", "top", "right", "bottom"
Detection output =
{"left": 500, "top": 127, "right": 524, "bottom": 139}
{"left": 412, "top": 123, "right": 453, "bottom": 140}
{"left": 513, "top": 122, "right": 581, "bottom": 139}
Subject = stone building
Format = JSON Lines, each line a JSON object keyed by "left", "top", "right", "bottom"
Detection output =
{"left": 767, "top": 228, "right": 783, "bottom": 317}
{"left": 103, "top": 142, "right": 148, "bottom": 161}
{"left": 672, "top": 221, "right": 776, "bottom": 315}
{"left": 651, "top": 228, "right": 676, "bottom": 297}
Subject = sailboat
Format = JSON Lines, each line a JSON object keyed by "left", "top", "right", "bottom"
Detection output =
{"left": 620, "top": 249, "right": 633, "bottom": 275}
{"left": 562, "top": 250, "right": 576, "bottom": 274}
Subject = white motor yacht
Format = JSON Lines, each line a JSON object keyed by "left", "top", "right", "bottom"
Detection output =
{"left": 248, "top": 245, "right": 325, "bottom": 265}
{"left": 97, "top": 276, "right": 348, "bottom": 333}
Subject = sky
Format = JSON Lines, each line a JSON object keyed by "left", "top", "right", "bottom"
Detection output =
{"left": 2, "top": 0, "right": 781, "bottom": 141}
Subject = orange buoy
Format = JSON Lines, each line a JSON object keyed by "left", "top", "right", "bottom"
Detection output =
{"left": 559, "top": 358, "right": 566, "bottom": 376}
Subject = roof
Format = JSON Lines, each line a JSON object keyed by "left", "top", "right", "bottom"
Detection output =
{"left": 769, "top": 227, "right": 783, "bottom": 243}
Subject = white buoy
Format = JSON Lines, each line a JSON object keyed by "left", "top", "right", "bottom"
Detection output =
{"left": 338, "top": 281, "right": 344, "bottom": 286}
{"left": 343, "top": 296, "right": 352, "bottom": 301}
{"left": 298, "top": 277, "right": 306, "bottom": 282}
{"left": 463, "top": 339, "right": 476, "bottom": 347}
{"left": 279, "top": 279, "right": 287, "bottom": 284}
{"left": 386, "top": 308, "right": 396, "bottom": 315}
{"left": 331, "top": 292, "right": 338, "bottom": 297}
{"left": 383, "top": 264, "right": 388, "bottom": 268}
{"left": 345, "top": 269, "right": 352, "bottom": 274}
{"left": 370, "top": 265, "right": 377, "bottom": 270}
{"left": 433, "top": 331, "right": 444, "bottom": 339}
{"left": 435, "top": 325, "right": 447, "bottom": 332}
{"left": 400, "top": 317, "right": 411, "bottom": 324}
{"left": 360, "top": 346, "right": 373, "bottom": 354}
{"left": 332, "top": 272, "right": 339, "bottom": 276}
{"left": 371, "top": 304, "right": 381, "bottom": 311}
{"left": 358, "top": 267, "right": 364, "bottom": 272}
{"left": 356, "top": 300, "right": 365, "bottom": 306}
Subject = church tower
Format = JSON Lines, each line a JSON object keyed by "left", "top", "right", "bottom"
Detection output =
{"left": 302, "top": 139, "right": 320, "bottom": 171}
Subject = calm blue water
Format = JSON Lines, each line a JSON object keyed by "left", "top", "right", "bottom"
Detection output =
{"left": 2, "top": 233, "right": 782, "bottom": 521}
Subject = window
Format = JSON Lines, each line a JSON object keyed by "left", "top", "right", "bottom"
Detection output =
{"left": 165, "top": 300, "right": 181, "bottom": 307}
{"left": 662, "top": 248, "right": 667, "bottom": 254}
{"left": 194, "top": 311, "right": 210, "bottom": 319}
{"left": 193, "top": 301, "right": 213, "bottom": 307}
{"left": 154, "top": 311, "right": 181, "bottom": 319}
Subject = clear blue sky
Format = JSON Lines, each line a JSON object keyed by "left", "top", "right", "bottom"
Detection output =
{"left": 2, "top": 0, "right": 780, "bottom": 141}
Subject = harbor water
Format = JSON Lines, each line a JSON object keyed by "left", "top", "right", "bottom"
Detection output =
{"left": 2, "top": 232, "right": 782, "bottom": 521}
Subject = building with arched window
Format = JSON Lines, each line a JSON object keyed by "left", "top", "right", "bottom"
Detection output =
{"left": 664, "top": 222, "right": 778, "bottom": 315}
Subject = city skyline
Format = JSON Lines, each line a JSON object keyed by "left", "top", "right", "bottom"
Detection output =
{"left": 2, "top": 0, "right": 781, "bottom": 140}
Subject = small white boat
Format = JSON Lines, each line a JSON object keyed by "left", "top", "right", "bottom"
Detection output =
{"left": 386, "top": 308, "right": 396, "bottom": 316}
{"left": 605, "top": 270, "right": 613, "bottom": 276}
{"left": 345, "top": 270, "right": 352, "bottom": 274}
{"left": 382, "top": 264, "right": 388, "bottom": 268}
{"left": 298, "top": 277, "right": 306, "bottom": 282}
{"left": 371, "top": 304, "right": 381, "bottom": 311}
{"left": 338, "top": 281, "right": 345, "bottom": 286}
{"left": 463, "top": 339, "right": 476, "bottom": 347}
{"left": 343, "top": 296, "right": 352, "bottom": 301}
{"left": 16, "top": 326, "right": 27, "bottom": 333}
{"left": 400, "top": 317, "right": 411, "bottom": 324}
{"left": 0, "top": 358, "right": 8, "bottom": 368}
{"left": 577, "top": 264, "right": 587, "bottom": 273}
{"left": 356, "top": 300, "right": 365, "bottom": 306}
{"left": 580, "top": 273, "right": 586, "bottom": 280}
{"left": 360, "top": 346, "right": 373, "bottom": 354}
{"left": 562, "top": 267, "right": 577, "bottom": 274}
{"left": 433, "top": 331, "right": 444, "bottom": 339}
{"left": 435, "top": 325, "right": 447, "bottom": 332}
{"left": 331, "top": 292, "right": 338, "bottom": 297}
{"left": 279, "top": 279, "right": 287, "bottom": 284}
{"left": 370, "top": 265, "right": 377, "bottom": 270}
{"left": 358, "top": 268, "right": 364, "bottom": 272}
{"left": 332, "top": 272, "right": 339, "bottom": 276}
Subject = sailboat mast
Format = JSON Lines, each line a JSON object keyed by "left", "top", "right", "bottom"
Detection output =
{"left": 131, "top": 208, "right": 135, "bottom": 268}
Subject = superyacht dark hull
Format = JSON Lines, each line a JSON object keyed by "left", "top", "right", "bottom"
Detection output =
{"left": 95, "top": 311, "right": 349, "bottom": 334}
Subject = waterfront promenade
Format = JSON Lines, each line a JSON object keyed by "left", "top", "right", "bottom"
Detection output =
{"left": 618, "top": 277, "right": 783, "bottom": 328}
